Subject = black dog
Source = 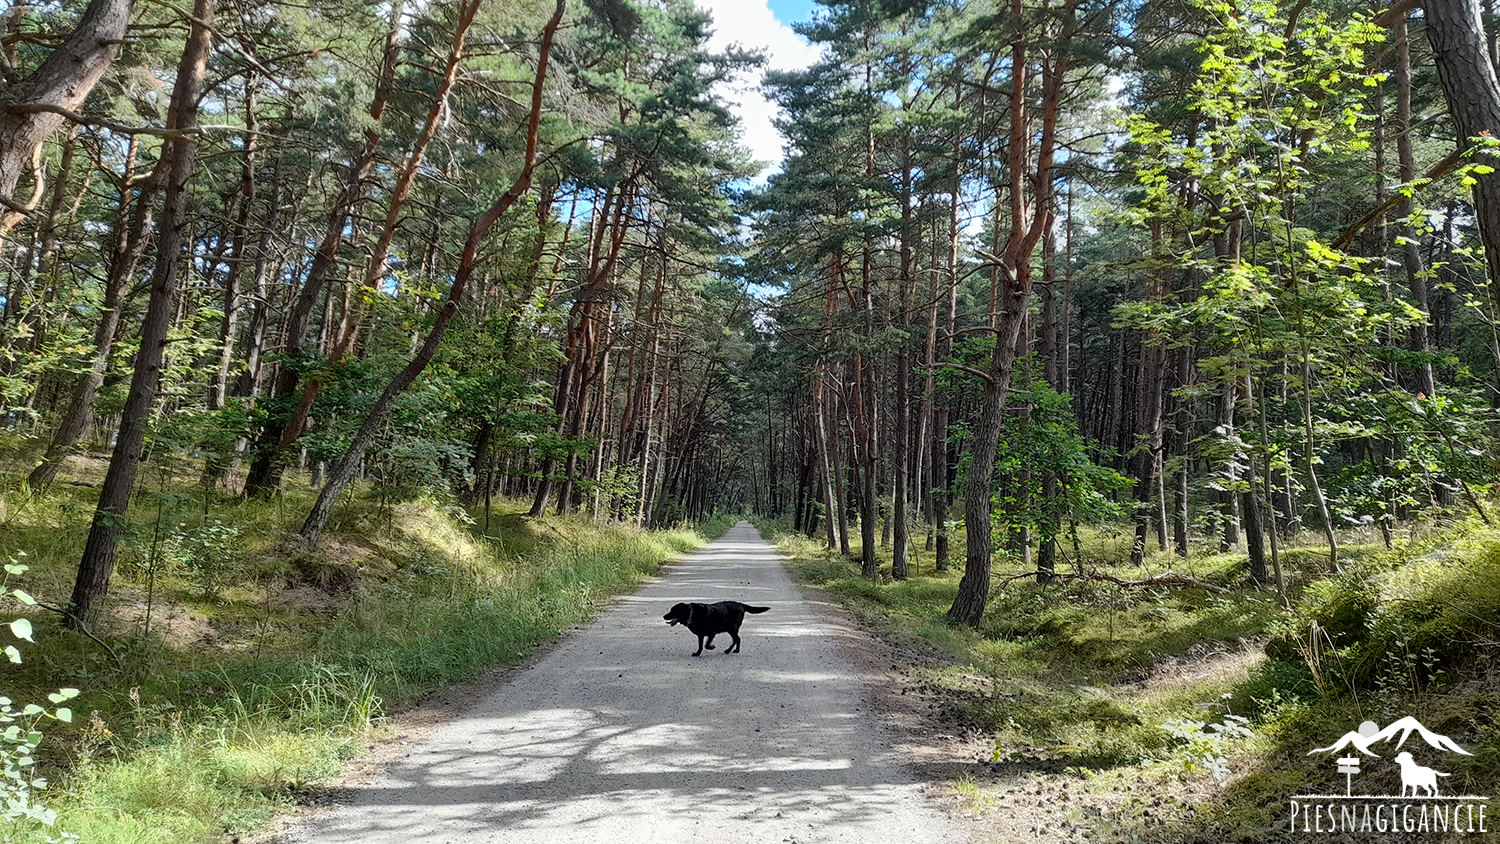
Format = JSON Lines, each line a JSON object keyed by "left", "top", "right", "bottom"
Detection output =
{"left": 663, "top": 601, "right": 770, "bottom": 656}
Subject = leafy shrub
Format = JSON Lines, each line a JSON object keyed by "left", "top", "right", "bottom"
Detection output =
{"left": 1266, "top": 526, "right": 1500, "bottom": 693}
{"left": 0, "top": 556, "right": 78, "bottom": 835}
{"left": 1161, "top": 710, "right": 1253, "bottom": 782}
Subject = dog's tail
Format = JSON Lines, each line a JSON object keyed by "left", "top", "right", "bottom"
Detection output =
{"left": 744, "top": 605, "right": 771, "bottom": 614}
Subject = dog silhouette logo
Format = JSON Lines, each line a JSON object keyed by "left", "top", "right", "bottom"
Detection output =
{"left": 1289, "top": 715, "right": 1488, "bottom": 835}
{"left": 1393, "top": 751, "right": 1449, "bottom": 797}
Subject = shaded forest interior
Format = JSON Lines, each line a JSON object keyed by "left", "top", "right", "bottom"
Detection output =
{"left": 6, "top": 0, "right": 1499, "bottom": 624}
{"left": 3, "top": 0, "right": 1500, "bottom": 839}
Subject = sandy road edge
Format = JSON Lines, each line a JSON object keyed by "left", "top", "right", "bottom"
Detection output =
{"left": 781, "top": 574, "right": 994, "bottom": 844}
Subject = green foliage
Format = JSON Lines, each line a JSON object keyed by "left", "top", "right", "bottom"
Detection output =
{"left": 1161, "top": 707, "right": 1252, "bottom": 782}
{"left": 0, "top": 557, "right": 78, "bottom": 836}
{"left": 990, "top": 365, "right": 1131, "bottom": 541}
{"left": 1267, "top": 523, "right": 1500, "bottom": 694}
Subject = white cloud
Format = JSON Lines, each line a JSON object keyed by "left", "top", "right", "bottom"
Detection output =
{"left": 695, "top": 0, "right": 821, "bottom": 178}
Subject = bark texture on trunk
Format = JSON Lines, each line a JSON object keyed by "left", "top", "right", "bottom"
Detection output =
{"left": 69, "top": 0, "right": 212, "bottom": 626}
{"left": 0, "top": 0, "right": 135, "bottom": 231}
{"left": 1424, "top": 0, "right": 1500, "bottom": 290}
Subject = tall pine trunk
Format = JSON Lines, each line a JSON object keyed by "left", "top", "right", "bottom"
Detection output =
{"left": 28, "top": 140, "right": 161, "bottom": 492}
{"left": 1424, "top": 0, "right": 1500, "bottom": 301}
{"left": 68, "top": 0, "right": 212, "bottom": 625}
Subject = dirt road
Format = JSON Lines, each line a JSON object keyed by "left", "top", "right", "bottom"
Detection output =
{"left": 285, "top": 521, "right": 963, "bottom": 844}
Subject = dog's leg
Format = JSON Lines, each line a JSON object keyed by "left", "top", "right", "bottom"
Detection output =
{"left": 704, "top": 634, "right": 716, "bottom": 651}
{"left": 693, "top": 636, "right": 705, "bottom": 657}
{"left": 727, "top": 631, "right": 741, "bottom": 653}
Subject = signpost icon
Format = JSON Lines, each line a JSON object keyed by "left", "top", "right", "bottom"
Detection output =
{"left": 1337, "top": 756, "right": 1361, "bottom": 795}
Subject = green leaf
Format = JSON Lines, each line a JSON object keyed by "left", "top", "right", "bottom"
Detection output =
{"left": 8, "top": 618, "right": 31, "bottom": 642}
{"left": 53, "top": 709, "right": 70, "bottom": 724}
{"left": 9, "top": 590, "right": 33, "bottom": 606}
{"left": 3, "top": 647, "right": 18, "bottom": 665}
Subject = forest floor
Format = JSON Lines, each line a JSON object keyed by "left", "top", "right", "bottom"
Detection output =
{"left": 766, "top": 518, "right": 1500, "bottom": 844}
{"left": 0, "top": 460, "right": 730, "bottom": 844}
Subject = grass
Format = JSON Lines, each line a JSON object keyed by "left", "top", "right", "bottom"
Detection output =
{"left": 0, "top": 463, "right": 729, "bottom": 844}
{"left": 761, "top": 515, "right": 1500, "bottom": 843}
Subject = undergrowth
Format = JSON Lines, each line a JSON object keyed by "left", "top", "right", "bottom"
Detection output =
{"left": 0, "top": 475, "right": 726, "bottom": 844}
{"left": 762, "top": 515, "right": 1500, "bottom": 843}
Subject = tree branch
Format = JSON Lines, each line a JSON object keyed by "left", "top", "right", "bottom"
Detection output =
{"left": 1374, "top": 0, "right": 1419, "bottom": 27}
{"left": 5, "top": 102, "right": 201, "bottom": 138}
{"left": 35, "top": 601, "right": 123, "bottom": 664}
{"left": 1332, "top": 148, "right": 1463, "bottom": 250}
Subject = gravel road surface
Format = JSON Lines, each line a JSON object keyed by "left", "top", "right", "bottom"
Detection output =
{"left": 287, "top": 521, "right": 962, "bottom": 844}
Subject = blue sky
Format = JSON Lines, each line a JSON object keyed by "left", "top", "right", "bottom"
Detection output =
{"left": 766, "top": 0, "right": 818, "bottom": 25}
{"left": 695, "top": 0, "right": 822, "bottom": 176}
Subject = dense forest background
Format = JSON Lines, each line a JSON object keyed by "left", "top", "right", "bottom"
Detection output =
{"left": 3, "top": 0, "right": 1500, "bottom": 839}
{"left": 5, "top": 0, "right": 1498, "bottom": 626}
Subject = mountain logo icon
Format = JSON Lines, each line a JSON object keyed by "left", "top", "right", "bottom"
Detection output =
{"left": 1308, "top": 716, "right": 1474, "bottom": 759}
{"left": 1290, "top": 715, "right": 1488, "bottom": 831}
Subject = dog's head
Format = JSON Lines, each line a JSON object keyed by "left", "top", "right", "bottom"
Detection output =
{"left": 663, "top": 603, "right": 693, "bottom": 626}
{"left": 1395, "top": 752, "right": 1414, "bottom": 765}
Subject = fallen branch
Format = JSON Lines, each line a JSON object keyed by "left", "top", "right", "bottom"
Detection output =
{"left": 34, "top": 601, "right": 123, "bottom": 664}
{"left": 1085, "top": 570, "right": 1231, "bottom": 593}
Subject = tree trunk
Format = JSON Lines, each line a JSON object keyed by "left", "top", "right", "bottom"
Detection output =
{"left": 1130, "top": 332, "right": 1166, "bottom": 566}
{"left": 0, "top": 0, "right": 135, "bottom": 232}
{"left": 814, "top": 375, "right": 838, "bottom": 550}
{"left": 68, "top": 0, "right": 212, "bottom": 626}
{"left": 27, "top": 139, "right": 162, "bottom": 492}
{"left": 949, "top": 0, "right": 1071, "bottom": 626}
{"left": 1423, "top": 0, "right": 1500, "bottom": 293}
{"left": 301, "top": 0, "right": 565, "bottom": 545}
{"left": 1172, "top": 348, "right": 1192, "bottom": 557}
{"left": 1241, "top": 484, "right": 1268, "bottom": 584}
{"left": 209, "top": 82, "right": 259, "bottom": 414}
{"left": 892, "top": 107, "right": 914, "bottom": 580}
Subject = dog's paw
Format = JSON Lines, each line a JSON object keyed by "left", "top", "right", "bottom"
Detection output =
{"left": 705, "top": 644, "right": 715, "bottom": 650}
